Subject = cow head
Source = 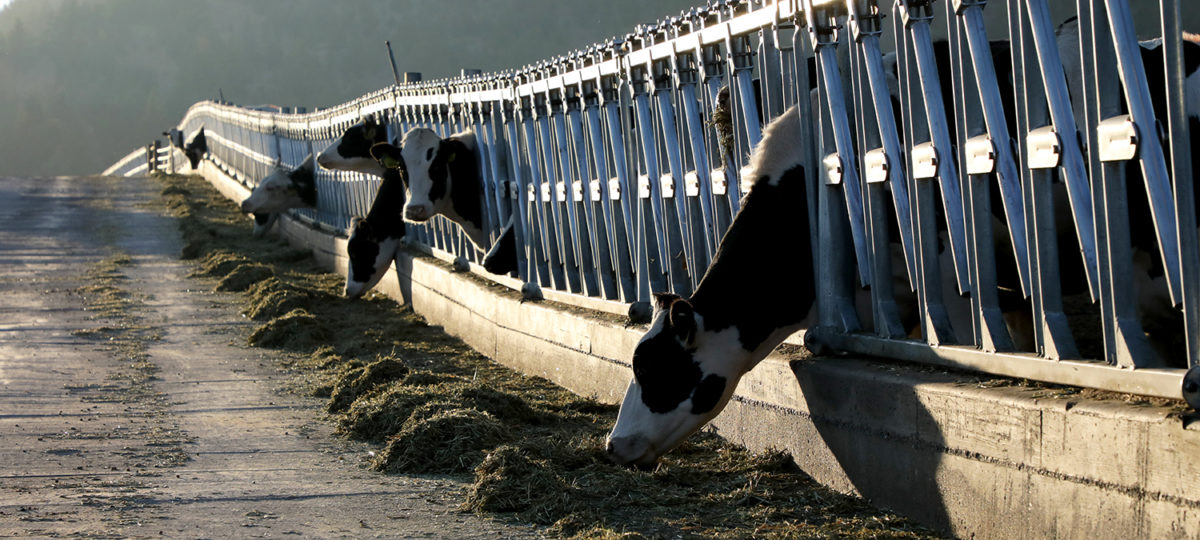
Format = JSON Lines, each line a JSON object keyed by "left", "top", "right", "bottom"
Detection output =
{"left": 370, "top": 127, "right": 476, "bottom": 224}
{"left": 606, "top": 293, "right": 749, "bottom": 468}
{"left": 344, "top": 216, "right": 401, "bottom": 299}
{"left": 317, "top": 118, "right": 389, "bottom": 176}
{"left": 184, "top": 127, "right": 207, "bottom": 169}
{"left": 240, "top": 154, "right": 316, "bottom": 215}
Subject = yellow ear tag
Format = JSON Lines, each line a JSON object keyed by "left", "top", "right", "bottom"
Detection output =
{"left": 381, "top": 155, "right": 400, "bottom": 169}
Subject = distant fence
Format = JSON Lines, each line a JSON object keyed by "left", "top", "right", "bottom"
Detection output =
{"left": 114, "top": 0, "right": 1200, "bottom": 406}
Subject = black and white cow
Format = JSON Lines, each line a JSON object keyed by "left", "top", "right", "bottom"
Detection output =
{"left": 606, "top": 105, "right": 814, "bottom": 467}
{"left": 184, "top": 127, "right": 207, "bottom": 169}
{"left": 314, "top": 120, "right": 409, "bottom": 298}
{"left": 316, "top": 118, "right": 390, "bottom": 177}
{"left": 344, "top": 167, "right": 408, "bottom": 299}
{"left": 370, "top": 127, "right": 518, "bottom": 275}
{"left": 240, "top": 154, "right": 317, "bottom": 236}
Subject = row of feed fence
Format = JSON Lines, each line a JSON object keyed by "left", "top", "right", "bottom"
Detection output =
{"left": 152, "top": 0, "right": 1199, "bottom": 406}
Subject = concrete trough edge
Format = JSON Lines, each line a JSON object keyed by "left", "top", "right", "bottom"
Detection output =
{"left": 192, "top": 165, "right": 1200, "bottom": 540}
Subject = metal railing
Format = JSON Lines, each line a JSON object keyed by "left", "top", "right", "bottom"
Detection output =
{"left": 129, "top": 0, "right": 1198, "bottom": 405}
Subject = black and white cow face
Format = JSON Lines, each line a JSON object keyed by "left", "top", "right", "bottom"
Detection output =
{"left": 606, "top": 293, "right": 748, "bottom": 467}
{"left": 372, "top": 127, "right": 476, "bottom": 224}
{"left": 240, "top": 154, "right": 316, "bottom": 215}
{"left": 344, "top": 217, "right": 401, "bottom": 299}
{"left": 317, "top": 119, "right": 389, "bottom": 176}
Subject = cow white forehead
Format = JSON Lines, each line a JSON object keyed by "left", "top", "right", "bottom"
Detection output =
{"left": 399, "top": 128, "right": 442, "bottom": 162}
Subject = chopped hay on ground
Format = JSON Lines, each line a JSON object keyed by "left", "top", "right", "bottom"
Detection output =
{"left": 247, "top": 308, "right": 329, "bottom": 350}
{"left": 327, "top": 356, "right": 409, "bottom": 412}
{"left": 464, "top": 444, "right": 577, "bottom": 520}
{"left": 337, "top": 381, "right": 540, "bottom": 442}
{"left": 154, "top": 172, "right": 944, "bottom": 539}
{"left": 214, "top": 262, "right": 274, "bottom": 292}
{"left": 244, "top": 277, "right": 311, "bottom": 320}
{"left": 373, "top": 407, "right": 506, "bottom": 474}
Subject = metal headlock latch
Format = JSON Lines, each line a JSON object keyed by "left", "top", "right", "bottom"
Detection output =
{"left": 555, "top": 181, "right": 567, "bottom": 203}
{"left": 637, "top": 174, "right": 651, "bottom": 199}
{"left": 864, "top": 148, "right": 889, "bottom": 183}
{"left": 684, "top": 171, "right": 701, "bottom": 197}
{"left": 710, "top": 168, "right": 728, "bottom": 195}
{"left": 660, "top": 174, "right": 676, "bottom": 199}
{"left": 1027, "top": 126, "right": 1062, "bottom": 169}
{"left": 589, "top": 179, "right": 602, "bottom": 202}
{"left": 608, "top": 177, "right": 623, "bottom": 200}
{"left": 1097, "top": 115, "right": 1140, "bottom": 162}
{"left": 572, "top": 181, "right": 585, "bottom": 202}
{"left": 911, "top": 143, "right": 939, "bottom": 179}
{"left": 823, "top": 152, "right": 844, "bottom": 185}
{"left": 965, "top": 135, "right": 997, "bottom": 175}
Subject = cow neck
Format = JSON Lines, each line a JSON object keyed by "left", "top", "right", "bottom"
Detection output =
{"left": 688, "top": 166, "right": 814, "bottom": 353}
{"left": 446, "top": 149, "right": 488, "bottom": 248}
{"left": 366, "top": 168, "right": 407, "bottom": 238}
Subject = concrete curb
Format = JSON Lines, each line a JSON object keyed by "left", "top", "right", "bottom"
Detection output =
{"left": 196, "top": 165, "right": 1200, "bottom": 539}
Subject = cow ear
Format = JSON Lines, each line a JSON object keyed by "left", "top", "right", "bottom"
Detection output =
{"left": 436, "top": 139, "right": 459, "bottom": 165}
{"left": 370, "top": 143, "right": 404, "bottom": 169}
{"left": 668, "top": 299, "right": 696, "bottom": 344}
{"left": 363, "top": 121, "right": 377, "bottom": 142}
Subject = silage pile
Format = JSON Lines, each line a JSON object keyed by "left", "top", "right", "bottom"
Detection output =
{"left": 154, "top": 172, "right": 941, "bottom": 539}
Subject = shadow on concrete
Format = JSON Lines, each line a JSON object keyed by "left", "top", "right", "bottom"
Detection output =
{"left": 791, "top": 357, "right": 952, "bottom": 534}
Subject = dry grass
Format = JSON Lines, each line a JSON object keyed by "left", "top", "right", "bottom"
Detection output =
{"left": 153, "top": 172, "right": 943, "bottom": 539}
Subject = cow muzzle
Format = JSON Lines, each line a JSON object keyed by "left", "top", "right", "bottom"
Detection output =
{"left": 404, "top": 204, "right": 432, "bottom": 222}
{"left": 605, "top": 435, "right": 658, "bottom": 469}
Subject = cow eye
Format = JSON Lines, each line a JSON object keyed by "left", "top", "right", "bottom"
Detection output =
{"left": 426, "top": 148, "right": 434, "bottom": 161}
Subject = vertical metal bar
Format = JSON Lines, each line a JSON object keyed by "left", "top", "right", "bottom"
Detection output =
{"left": 958, "top": 1, "right": 1034, "bottom": 297}
{"left": 587, "top": 84, "right": 635, "bottom": 301}
{"left": 544, "top": 90, "right": 584, "bottom": 294}
{"left": 900, "top": 0, "right": 971, "bottom": 295}
{"left": 947, "top": 0, "right": 1015, "bottom": 351}
{"left": 562, "top": 87, "right": 602, "bottom": 296}
{"left": 1079, "top": 0, "right": 1159, "bottom": 367}
{"left": 652, "top": 61, "right": 697, "bottom": 296}
{"left": 605, "top": 83, "right": 653, "bottom": 301}
{"left": 847, "top": 0, "right": 906, "bottom": 338}
{"left": 811, "top": 3, "right": 872, "bottom": 287}
{"left": 677, "top": 70, "right": 718, "bottom": 267}
{"left": 1104, "top": 0, "right": 1182, "bottom": 303}
{"left": 523, "top": 95, "right": 562, "bottom": 288}
{"left": 502, "top": 99, "right": 534, "bottom": 282}
{"left": 1161, "top": 0, "right": 1200, "bottom": 370}
{"left": 895, "top": 0, "right": 957, "bottom": 345}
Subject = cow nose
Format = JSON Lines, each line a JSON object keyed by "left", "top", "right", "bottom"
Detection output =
{"left": 606, "top": 435, "right": 654, "bottom": 467}
{"left": 240, "top": 200, "right": 251, "bottom": 212}
{"left": 405, "top": 205, "right": 429, "bottom": 222}
{"left": 316, "top": 153, "right": 333, "bottom": 168}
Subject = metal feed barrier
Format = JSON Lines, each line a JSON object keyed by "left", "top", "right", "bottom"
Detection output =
{"left": 134, "top": 0, "right": 1199, "bottom": 406}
